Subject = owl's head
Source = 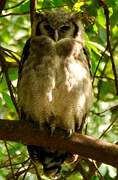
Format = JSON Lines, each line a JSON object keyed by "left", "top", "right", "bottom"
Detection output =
{"left": 32, "top": 9, "right": 83, "bottom": 42}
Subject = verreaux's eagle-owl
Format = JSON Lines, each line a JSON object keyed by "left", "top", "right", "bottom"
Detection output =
{"left": 17, "top": 9, "right": 92, "bottom": 176}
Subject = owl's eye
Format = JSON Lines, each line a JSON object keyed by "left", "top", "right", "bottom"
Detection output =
{"left": 44, "top": 25, "right": 54, "bottom": 34}
{"left": 60, "top": 25, "right": 70, "bottom": 33}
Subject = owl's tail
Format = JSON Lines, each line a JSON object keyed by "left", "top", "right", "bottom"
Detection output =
{"left": 27, "top": 145, "right": 67, "bottom": 176}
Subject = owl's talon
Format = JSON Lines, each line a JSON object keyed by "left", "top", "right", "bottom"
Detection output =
{"left": 50, "top": 126, "right": 56, "bottom": 136}
{"left": 65, "top": 129, "right": 74, "bottom": 138}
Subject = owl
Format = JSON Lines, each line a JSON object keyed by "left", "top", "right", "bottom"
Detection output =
{"left": 18, "top": 9, "right": 92, "bottom": 177}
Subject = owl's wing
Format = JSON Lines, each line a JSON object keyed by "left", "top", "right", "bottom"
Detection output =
{"left": 18, "top": 38, "right": 31, "bottom": 77}
{"left": 83, "top": 47, "right": 92, "bottom": 77}
{"left": 18, "top": 38, "right": 32, "bottom": 122}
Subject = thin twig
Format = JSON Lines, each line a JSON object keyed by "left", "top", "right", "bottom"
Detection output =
{"left": 0, "top": 12, "right": 29, "bottom": 17}
{"left": 112, "top": 40, "right": 118, "bottom": 53}
{"left": 4, "top": 141, "right": 16, "bottom": 180}
{"left": 75, "top": 162, "right": 89, "bottom": 180}
{"left": 4, "top": 0, "right": 26, "bottom": 10}
{"left": 32, "top": 161, "right": 42, "bottom": 180}
{"left": 99, "top": 116, "right": 118, "bottom": 139}
{"left": 13, "top": 158, "right": 30, "bottom": 179}
{"left": 0, "top": 62, "right": 18, "bottom": 68}
{"left": 0, "top": 159, "right": 30, "bottom": 169}
{"left": 15, "top": 165, "right": 34, "bottom": 179}
{"left": 97, "top": 55, "right": 109, "bottom": 100}
{"left": 87, "top": 160, "right": 103, "bottom": 180}
{"left": 99, "top": 0, "right": 118, "bottom": 95}
{"left": 0, "top": 51, "right": 19, "bottom": 114}
{"left": 22, "top": 162, "right": 32, "bottom": 180}
{"left": 0, "top": 46, "right": 20, "bottom": 62}
{"left": 94, "top": 104, "right": 118, "bottom": 116}
{"left": 95, "top": 75, "right": 114, "bottom": 81}
{"left": 92, "top": 46, "right": 108, "bottom": 85}
{"left": 92, "top": 161, "right": 103, "bottom": 180}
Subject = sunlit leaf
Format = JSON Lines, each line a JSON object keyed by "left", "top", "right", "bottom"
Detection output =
{"left": 88, "top": 41, "right": 110, "bottom": 56}
{"left": 97, "top": 8, "right": 106, "bottom": 28}
{"left": 42, "top": 0, "right": 53, "bottom": 8}
{"left": 53, "top": 0, "right": 65, "bottom": 7}
{"left": 91, "top": 176, "right": 100, "bottom": 180}
{"left": 18, "top": 1, "right": 30, "bottom": 12}
{"left": 8, "top": 68, "right": 18, "bottom": 81}
{"left": 2, "top": 92, "right": 16, "bottom": 111}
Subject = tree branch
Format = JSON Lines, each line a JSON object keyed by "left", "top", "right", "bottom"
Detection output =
{"left": 0, "top": 0, "right": 7, "bottom": 14}
{"left": 4, "top": 0, "right": 26, "bottom": 10}
{"left": 0, "top": 119, "right": 118, "bottom": 168}
{"left": 30, "top": 0, "right": 37, "bottom": 32}
{"left": 0, "top": 51, "right": 19, "bottom": 114}
{"left": 98, "top": 0, "right": 118, "bottom": 95}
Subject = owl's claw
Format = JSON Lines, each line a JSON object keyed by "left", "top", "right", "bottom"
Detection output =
{"left": 52, "top": 128, "right": 74, "bottom": 138}
{"left": 50, "top": 126, "right": 56, "bottom": 136}
{"left": 65, "top": 129, "right": 74, "bottom": 138}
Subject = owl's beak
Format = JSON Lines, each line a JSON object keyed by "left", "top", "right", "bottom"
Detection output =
{"left": 54, "top": 30, "right": 59, "bottom": 41}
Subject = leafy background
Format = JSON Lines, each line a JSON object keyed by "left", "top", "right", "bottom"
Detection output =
{"left": 0, "top": 0, "right": 118, "bottom": 179}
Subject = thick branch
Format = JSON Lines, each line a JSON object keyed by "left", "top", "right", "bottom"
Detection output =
{"left": 0, "top": 119, "right": 118, "bottom": 168}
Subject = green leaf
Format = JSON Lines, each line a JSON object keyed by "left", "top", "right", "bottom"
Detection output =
{"left": 88, "top": 41, "right": 101, "bottom": 56}
{"left": 91, "top": 176, "right": 100, "bottom": 180}
{"left": 8, "top": 68, "right": 18, "bottom": 81}
{"left": 19, "top": 0, "right": 30, "bottom": 12}
{"left": 0, "top": 98, "right": 2, "bottom": 108}
{"left": 53, "top": 0, "right": 65, "bottom": 7}
{"left": 2, "top": 92, "right": 16, "bottom": 112}
{"left": 42, "top": 0, "right": 53, "bottom": 9}
{"left": 88, "top": 41, "right": 110, "bottom": 56}
{"left": 99, "top": 80, "right": 115, "bottom": 100}
{"left": 0, "top": 76, "right": 8, "bottom": 92}
{"left": 105, "top": 0, "right": 116, "bottom": 7}
{"left": 97, "top": 8, "right": 106, "bottom": 28}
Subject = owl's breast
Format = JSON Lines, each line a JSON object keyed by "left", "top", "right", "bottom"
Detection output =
{"left": 18, "top": 37, "right": 92, "bottom": 131}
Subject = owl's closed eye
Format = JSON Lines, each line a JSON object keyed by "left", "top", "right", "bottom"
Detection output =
{"left": 32, "top": 9, "right": 83, "bottom": 42}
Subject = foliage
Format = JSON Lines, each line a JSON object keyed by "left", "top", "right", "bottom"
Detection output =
{"left": 0, "top": 0, "right": 118, "bottom": 179}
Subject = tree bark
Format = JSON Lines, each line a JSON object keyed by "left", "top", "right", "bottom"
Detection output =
{"left": 0, "top": 119, "right": 118, "bottom": 167}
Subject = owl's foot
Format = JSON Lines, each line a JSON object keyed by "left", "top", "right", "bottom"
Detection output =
{"left": 50, "top": 127, "right": 74, "bottom": 139}
{"left": 27, "top": 118, "right": 50, "bottom": 132}
{"left": 49, "top": 127, "right": 66, "bottom": 137}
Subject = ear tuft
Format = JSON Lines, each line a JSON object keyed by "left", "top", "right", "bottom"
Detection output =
{"left": 71, "top": 11, "right": 95, "bottom": 25}
{"left": 71, "top": 12, "right": 82, "bottom": 22}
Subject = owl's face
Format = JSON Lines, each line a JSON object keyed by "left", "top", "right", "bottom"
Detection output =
{"left": 34, "top": 9, "right": 82, "bottom": 41}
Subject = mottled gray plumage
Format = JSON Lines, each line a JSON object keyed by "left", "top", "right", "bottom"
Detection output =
{"left": 18, "top": 9, "right": 92, "bottom": 176}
